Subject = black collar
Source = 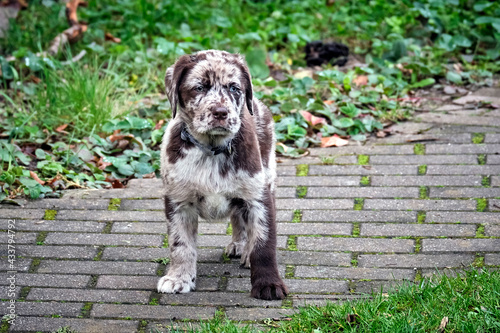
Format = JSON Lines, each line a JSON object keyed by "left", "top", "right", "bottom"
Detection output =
{"left": 180, "top": 125, "right": 232, "bottom": 156}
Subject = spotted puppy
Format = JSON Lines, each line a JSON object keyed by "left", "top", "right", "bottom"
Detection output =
{"left": 157, "top": 50, "right": 288, "bottom": 300}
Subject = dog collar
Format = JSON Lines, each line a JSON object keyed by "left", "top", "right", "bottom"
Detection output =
{"left": 180, "top": 126, "right": 232, "bottom": 156}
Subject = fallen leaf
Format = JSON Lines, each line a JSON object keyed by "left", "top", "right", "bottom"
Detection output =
{"left": 299, "top": 110, "right": 313, "bottom": 122}
{"left": 321, "top": 135, "right": 349, "bottom": 148}
{"left": 55, "top": 123, "right": 69, "bottom": 133}
{"left": 376, "top": 131, "right": 387, "bottom": 138}
{"left": 323, "top": 100, "right": 335, "bottom": 105}
{"left": 143, "top": 172, "right": 156, "bottom": 179}
{"left": 35, "top": 220, "right": 45, "bottom": 224}
{"left": 28, "top": 75, "right": 41, "bottom": 84}
{"left": 362, "top": 165, "right": 372, "bottom": 170}
{"left": 105, "top": 32, "right": 121, "bottom": 43}
{"left": 154, "top": 119, "right": 165, "bottom": 130}
{"left": 109, "top": 133, "right": 134, "bottom": 142}
{"left": 346, "top": 314, "right": 359, "bottom": 323}
{"left": 29, "top": 171, "right": 45, "bottom": 185}
{"left": 96, "top": 156, "right": 112, "bottom": 170}
{"left": 353, "top": 75, "right": 368, "bottom": 87}
{"left": 438, "top": 317, "right": 448, "bottom": 332}
{"left": 311, "top": 115, "right": 327, "bottom": 126}
{"left": 106, "top": 177, "right": 125, "bottom": 188}
{"left": 46, "top": 174, "right": 62, "bottom": 186}
{"left": 117, "top": 139, "right": 129, "bottom": 150}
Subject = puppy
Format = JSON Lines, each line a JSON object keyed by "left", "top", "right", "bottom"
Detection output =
{"left": 157, "top": 50, "right": 288, "bottom": 300}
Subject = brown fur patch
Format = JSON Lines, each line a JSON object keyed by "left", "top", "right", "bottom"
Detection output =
{"left": 166, "top": 122, "right": 193, "bottom": 164}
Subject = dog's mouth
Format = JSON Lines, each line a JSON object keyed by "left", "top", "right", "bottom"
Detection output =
{"left": 207, "top": 126, "right": 231, "bottom": 135}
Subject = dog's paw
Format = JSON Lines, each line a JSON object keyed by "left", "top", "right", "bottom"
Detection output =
{"left": 240, "top": 251, "right": 251, "bottom": 269}
{"left": 251, "top": 278, "right": 288, "bottom": 300}
{"left": 157, "top": 274, "right": 195, "bottom": 294}
{"left": 225, "top": 241, "right": 246, "bottom": 258}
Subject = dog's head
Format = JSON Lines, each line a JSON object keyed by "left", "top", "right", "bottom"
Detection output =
{"left": 165, "top": 50, "right": 253, "bottom": 138}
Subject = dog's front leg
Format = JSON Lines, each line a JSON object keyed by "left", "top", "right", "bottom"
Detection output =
{"left": 245, "top": 189, "right": 288, "bottom": 300}
{"left": 157, "top": 197, "right": 198, "bottom": 294}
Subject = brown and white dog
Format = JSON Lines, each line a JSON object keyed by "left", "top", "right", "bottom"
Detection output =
{"left": 157, "top": 50, "right": 288, "bottom": 300}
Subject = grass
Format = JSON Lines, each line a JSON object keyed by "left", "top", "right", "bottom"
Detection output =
{"left": 187, "top": 268, "right": 500, "bottom": 332}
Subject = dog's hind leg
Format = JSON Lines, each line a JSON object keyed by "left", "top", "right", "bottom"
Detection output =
{"left": 225, "top": 212, "right": 248, "bottom": 260}
{"left": 157, "top": 196, "right": 198, "bottom": 294}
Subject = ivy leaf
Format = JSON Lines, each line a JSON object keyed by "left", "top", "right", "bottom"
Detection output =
{"left": 117, "top": 164, "right": 134, "bottom": 176}
{"left": 446, "top": 71, "right": 462, "bottom": 84}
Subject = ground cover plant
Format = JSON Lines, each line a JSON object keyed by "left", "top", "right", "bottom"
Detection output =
{"left": 1, "top": 0, "right": 499, "bottom": 200}
{"left": 179, "top": 268, "right": 500, "bottom": 332}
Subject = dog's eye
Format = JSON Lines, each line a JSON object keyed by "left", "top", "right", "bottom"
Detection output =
{"left": 229, "top": 85, "right": 239, "bottom": 93}
{"left": 194, "top": 86, "right": 204, "bottom": 92}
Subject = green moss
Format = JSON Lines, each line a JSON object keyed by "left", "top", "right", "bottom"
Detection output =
{"left": 162, "top": 235, "right": 169, "bottom": 248}
{"left": 414, "top": 269, "right": 422, "bottom": 283}
{"left": 358, "top": 154, "right": 370, "bottom": 165}
{"left": 476, "top": 198, "right": 488, "bottom": 212}
{"left": 417, "top": 212, "right": 426, "bottom": 224}
{"left": 418, "top": 165, "right": 427, "bottom": 175}
{"left": 360, "top": 176, "right": 370, "bottom": 186}
{"left": 285, "top": 265, "right": 295, "bottom": 278}
{"left": 477, "top": 154, "right": 486, "bottom": 165}
{"left": 419, "top": 186, "right": 429, "bottom": 199}
{"left": 476, "top": 224, "right": 486, "bottom": 238}
{"left": 152, "top": 257, "right": 170, "bottom": 265}
{"left": 320, "top": 155, "right": 336, "bottom": 165}
{"left": 482, "top": 176, "right": 490, "bottom": 187}
{"left": 352, "top": 222, "right": 360, "bottom": 237}
{"left": 351, "top": 253, "right": 359, "bottom": 267}
{"left": 296, "top": 164, "right": 309, "bottom": 176}
{"left": 226, "top": 223, "right": 233, "bottom": 235}
{"left": 292, "top": 209, "right": 302, "bottom": 223}
{"left": 415, "top": 238, "right": 422, "bottom": 253}
{"left": 354, "top": 198, "right": 364, "bottom": 210}
{"left": 472, "top": 133, "right": 485, "bottom": 144}
{"left": 414, "top": 143, "right": 425, "bottom": 155}
{"left": 287, "top": 236, "right": 298, "bottom": 251}
{"left": 472, "top": 255, "right": 485, "bottom": 268}
{"left": 43, "top": 209, "right": 57, "bottom": 220}
{"left": 296, "top": 186, "right": 308, "bottom": 198}
{"left": 108, "top": 198, "right": 121, "bottom": 210}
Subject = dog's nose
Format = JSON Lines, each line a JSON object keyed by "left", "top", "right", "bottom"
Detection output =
{"left": 213, "top": 107, "right": 228, "bottom": 120}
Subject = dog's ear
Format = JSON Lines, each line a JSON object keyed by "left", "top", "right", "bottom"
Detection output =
{"left": 239, "top": 62, "right": 254, "bottom": 116}
{"left": 165, "top": 55, "right": 194, "bottom": 119}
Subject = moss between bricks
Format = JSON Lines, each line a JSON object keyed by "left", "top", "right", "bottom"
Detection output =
{"left": 472, "top": 133, "right": 485, "bottom": 144}
{"left": 482, "top": 176, "right": 491, "bottom": 187}
{"left": 285, "top": 265, "right": 295, "bottom": 278}
{"left": 476, "top": 198, "right": 488, "bottom": 212}
{"left": 226, "top": 223, "right": 233, "bottom": 235}
{"left": 418, "top": 165, "right": 427, "bottom": 175}
{"left": 417, "top": 212, "right": 426, "bottom": 224}
{"left": 292, "top": 209, "right": 302, "bottom": 223}
{"left": 360, "top": 176, "right": 370, "bottom": 186}
{"left": 415, "top": 238, "right": 422, "bottom": 253}
{"left": 296, "top": 164, "right": 309, "bottom": 176}
{"left": 320, "top": 155, "right": 336, "bottom": 165}
{"left": 473, "top": 255, "right": 485, "bottom": 268}
{"left": 108, "top": 198, "right": 121, "bottom": 210}
{"left": 296, "top": 186, "right": 307, "bottom": 198}
{"left": 352, "top": 223, "right": 360, "bottom": 237}
{"left": 354, "top": 198, "right": 364, "bottom": 210}
{"left": 358, "top": 154, "right": 369, "bottom": 165}
{"left": 43, "top": 209, "right": 57, "bottom": 220}
{"left": 478, "top": 154, "right": 486, "bottom": 165}
{"left": 419, "top": 186, "right": 429, "bottom": 199}
{"left": 414, "top": 143, "right": 425, "bottom": 155}
{"left": 476, "top": 224, "right": 486, "bottom": 238}
{"left": 287, "top": 236, "right": 298, "bottom": 251}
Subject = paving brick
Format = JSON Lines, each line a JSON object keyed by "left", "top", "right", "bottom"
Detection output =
{"left": 426, "top": 211, "right": 500, "bottom": 224}
{"left": 355, "top": 280, "right": 410, "bottom": 293}
{"left": 485, "top": 133, "right": 500, "bottom": 143}
{"left": 102, "top": 247, "right": 223, "bottom": 262}
{"left": 417, "top": 113, "right": 500, "bottom": 127}
{"left": 0, "top": 219, "right": 105, "bottom": 232}
{"left": 373, "top": 133, "right": 471, "bottom": 144}
{"left": 493, "top": 176, "right": 500, "bottom": 186}
{"left": 0, "top": 258, "right": 31, "bottom": 272}
{"left": 56, "top": 209, "right": 165, "bottom": 221}
{"left": 277, "top": 251, "right": 351, "bottom": 266}
{"left": 15, "top": 245, "right": 97, "bottom": 259}
{"left": 425, "top": 144, "right": 500, "bottom": 154}
{"left": 364, "top": 199, "right": 476, "bottom": 211}
{"left": 37, "top": 260, "right": 158, "bottom": 275}
{"left": 127, "top": 178, "right": 162, "bottom": 188}
{"left": 322, "top": 187, "right": 422, "bottom": 199}
{"left": 421, "top": 268, "right": 468, "bottom": 278}
{"left": 91, "top": 303, "right": 214, "bottom": 320}
{"left": 0, "top": 273, "right": 89, "bottom": 288}
{"left": 278, "top": 166, "right": 297, "bottom": 176}
{"left": 427, "top": 165, "right": 500, "bottom": 175}
{"left": 0, "top": 209, "right": 45, "bottom": 219}
{"left": 360, "top": 223, "right": 475, "bottom": 237}
{"left": 110, "top": 221, "right": 226, "bottom": 234}
{"left": 276, "top": 198, "right": 353, "bottom": 210}
{"left": 485, "top": 254, "right": 500, "bottom": 266}
{"left": 309, "top": 145, "right": 414, "bottom": 156}
{"left": 11, "top": 317, "right": 138, "bottom": 333}
{"left": 295, "top": 266, "right": 415, "bottom": 280}
{"left": 309, "top": 165, "right": 417, "bottom": 176}
{"left": 298, "top": 237, "right": 414, "bottom": 253}
{"left": 278, "top": 155, "right": 358, "bottom": 165}
{"left": 292, "top": 294, "right": 366, "bottom": 307}
{"left": 371, "top": 175, "right": 482, "bottom": 186}
{"left": 44, "top": 232, "right": 163, "bottom": 246}
{"left": 422, "top": 239, "right": 500, "bottom": 252}
{"left": 147, "top": 322, "right": 201, "bottom": 333}
{"left": 198, "top": 235, "right": 287, "bottom": 249}
{"left": 453, "top": 93, "right": 500, "bottom": 105}
{"left": 490, "top": 199, "right": 500, "bottom": 211}
{"left": 277, "top": 210, "right": 293, "bottom": 222}
{"left": 64, "top": 187, "right": 163, "bottom": 199}
{"left": 26, "top": 287, "right": 150, "bottom": 303}
{"left": 227, "top": 278, "right": 349, "bottom": 293}
{"left": 0, "top": 286, "right": 20, "bottom": 299}
{"left": 358, "top": 254, "right": 475, "bottom": 268}
{"left": 487, "top": 155, "right": 500, "bottom": 164}
{"left": 431, "top": 187, "right": 500, "bottom": 198}
{"left": 278, "top": 176, "right": 360, "bottom": 186}
{"left": 276, "top": 187, "right": 297, "bottom": 198}
{"left": 485, "top": 224, "right": 500, "bottom": 236}
{"left": 21, "top": 199, "right": 109, "bottom": 210}
{"left": 226, "top": 308, "right": 295, "bottom": 321}
{"left": 301, "top": 210, "right": 417, "bottom": 222}
{"left": 197, "top": 263, "right": 285, "bottom": 277}
{"left": 277, "top": 223, "right": 352, "bottom": 235}
{"left": 0, "top": 301, "right": 83, "bottom": 317}
{"left": 96, "top": 275, "right": 218, "bottom": 291}
{"left": 426, "top": 125, "right": 500, "bottom": 134}
{"left": 160, "top": 291, "right": 282, "bottom": 307}
{"left": 119, "top": 199, "right": 163, "bottom": 210}
{"left": 0, "top": 232, "right": 37, "bottom": 244}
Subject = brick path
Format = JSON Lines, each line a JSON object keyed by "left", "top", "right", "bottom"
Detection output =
{"left": 1, "top": 87, "right": 500, "bottom": 332}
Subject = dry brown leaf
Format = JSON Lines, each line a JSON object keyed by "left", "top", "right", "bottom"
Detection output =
{"left": 376, "top": 131, "right": 387, "bottom": 138}
{"left": 438, "top": 317, "right": 448, "bottom": 332}
{"left": 105, "top": 32, "right": 121, "bottom": 43}
{"left": 353, "top": 75, "right": 368, "bottom": 87}
{"left": 323, "top": 100, "right": 335, "bottom": 105}
{"left": 154, "top": 119, "right": 165, "bottom": 130}
{"left": 346, "top": 314, "right": 358, "bottom": 323}
{"left": 29, "top": 171, "right": 45, "bottom": 185}
{"left": 109, "top": 134, "right": 134, "bottom": 142}
{"left": 143, "top": 172, "right": 156, "bottom": 179}
{"left": 320, "top": 135, "right": 349, "bottom": 148}
{"left": 55, "top": 124, "right": 68, "bottom": 133}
